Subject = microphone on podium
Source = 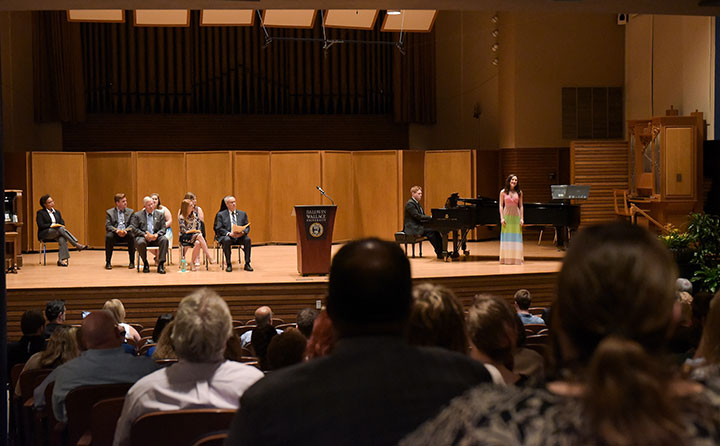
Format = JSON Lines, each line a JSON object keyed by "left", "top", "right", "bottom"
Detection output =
{"left": 316, "top": 186, "right": 336, "bottom": 206}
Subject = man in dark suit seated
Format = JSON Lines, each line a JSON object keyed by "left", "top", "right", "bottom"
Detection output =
{"left": 130, "top": 196, "right": 169, "bottom": 274}
{"left": 104, "top": 193, "right": 135, "bottom": 270}
{"left": 404, "top": 185, "right": 443, "bottom": 259}
{"left": 214, "top": 195, "right": 253, "bottom": 273}
{"left": 224, "top": 238, "right": 492, "bottom": 446}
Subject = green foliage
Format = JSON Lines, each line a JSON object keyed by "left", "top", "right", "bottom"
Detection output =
{"left": 685, "top": 213, "right": 720, "bottom": 293}
{"left": 658, "top": 227, "right": 694, "bottom": 250}
{"left": 693, "top": 265, "right": 720, "bottom": 294}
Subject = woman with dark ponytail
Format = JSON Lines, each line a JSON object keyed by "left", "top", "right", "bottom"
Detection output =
{"left": 402, "top": 221, "right": 720, "bottom": 446}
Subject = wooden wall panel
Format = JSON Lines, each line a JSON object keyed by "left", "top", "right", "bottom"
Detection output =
{"left": 233, "top": 152, "right": 271, "bottom": 244}
{"left": 31, "top": 152, "right": 87, "bottom": 251}
{"left": 571, "top": 140, "right": 628, "bottom": 226}
{"left": 4, "top": 153, "right": 32, "bottom": 251}
{"left": 186, "top": 152, "right": 233, "bottom": 238}
{"left": 476, "top": 150, "right": 501, "bottom": 197}
{"left": 86, "top": 153, "right": 137, "bottom": 248}
{"left": 500, "top": 148, "right": 561, "bottom": 203}
{"left": 424, "top": 150, "right": 474, "bottom": 211}
{"left": 269, "top": 152, "right": 322, "bottom": 243}
{"left": 321, "top": 151, "right": 354, "bottom": 242}
{"left": 353, "top": 151, "right": 399, "bottom": 239}
{"left": 135, "top": 153, "right": 187, "bottom": 246}
{"left": 400, "top": 150, "right": 425, "bottom": 229}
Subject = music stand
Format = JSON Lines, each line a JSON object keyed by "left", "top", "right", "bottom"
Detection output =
{"left": 551, "top": 185, "right": 590, "bottom": 200}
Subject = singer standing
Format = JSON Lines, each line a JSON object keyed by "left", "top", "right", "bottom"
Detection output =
{"left": 403, "top": 186, "right": 443, "bottom": 259}
{"left": 213, "top": 195, "right": 253, "bottom": 272}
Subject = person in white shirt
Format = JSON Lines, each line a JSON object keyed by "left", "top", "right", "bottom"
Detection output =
{"left": 113, "top": 288, "right": 264, "bottom": 446}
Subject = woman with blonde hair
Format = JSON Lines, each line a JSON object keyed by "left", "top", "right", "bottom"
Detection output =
{"left": 103, "top": 299, "right": 141, "bottom": 344}
{"left": 15, "top": 326, "right": 80, "bottom": 396}
{"left": 179, "top": 198, "right": 214, "bottom": 270}
{"left": 152, "top": 320, "right": 177, "bottom": 360}
{"left": 403, "top": 222, "right": 720, "bottom": 446}
{"left": 404, "top": 283, "right": 468, "bottom": 355}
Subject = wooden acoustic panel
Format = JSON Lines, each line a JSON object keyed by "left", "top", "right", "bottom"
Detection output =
{"left": 570, "top": 140, "right": 628, "bottom": 226}
{"left": 353, "top": 151, "right": 399, "bottom": 239}
{"left": 269, "top": 152, "right": 322, "bottom": 243}
{"left": 135, "top": 153, "right": 187, "bottom": 243}
{"left": 424, "top": 150, "right": 474, "bottom": 211}
{"left": 86, "top": 153, "right": 137, "bottom": 248}
{"left": 31, "top": 152, "right": 87, "bottom": 251}
{"left": 186, "top": 151, "right": 233, "bottom": 239}
{"left": 500, "top": 148, "right": 560, "bottom": 204}
{"left": 233, "top": 152, "right": 271, "bottom": 244}
{"left": 321, "top": 151, "right": 354, "bottom": 242}
{"left": 663, "top": 127, "right": 694, "bottom": 198}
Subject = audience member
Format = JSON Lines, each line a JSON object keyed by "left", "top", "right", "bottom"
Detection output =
{"left": 113, "top": 289, "right": 263, "bottom": 446}
{"left": 467, "top": 294, "right": 522, "bottom": 385}
{"left": 251, "top": 324, "right": 278, "bottom": 371}
{"left": 296, "top": 308, "right": 319, "bottom": 338}
{"left": 224, "top": 238, "right": 492, "bottom": 446}
{"left": 7, "top": 310, "right": 47, "bottom": 375}
{"left": 151, "top": 321, "right": 177, "bottom": 360}
{"left": 15, "top": 326, "right": 79, "bottom": 396}
{"left": 513, "top": 289, "right": 545, "bottom": 325}
{"left": 144, "top": 313, "right": 173, "bottom": 357}
{"left": 403, "top": 222, "right": 720, "bottom": 446}
{"left": 304, "top": 310, "right": 337, "bottom": 360}
{"left": 267, "top": 330, "right": 307, "bottom": 370}
{"left": 512, "top": 314, "right": 545, "bottom": 385}
{"left": 677, "top": 277, "right": 693, "bottom": 295}
{"left": 688, "top": 291, "right": 720, "bottom": 382}
{"left": 404, "top": 283, "right": 468, "bottom": 354}
{"left": 240, "top": 306, "right": 281, "bottom": 347}
{"left": 34, "top": 311, "right": 158, "bottom": 423}
{"left": 44, "top": 300, "right": 66, "bottom": 338}
{"left": 103, "top": 299, "right": 141, "bottom": 344}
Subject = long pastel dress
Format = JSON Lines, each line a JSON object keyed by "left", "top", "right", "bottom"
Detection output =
{"left": 500, "top": 191, "right": 523, "bottom": 264}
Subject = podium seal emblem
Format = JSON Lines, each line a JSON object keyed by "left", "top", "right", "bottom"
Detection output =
{"left": 309, "top": 222, "right": 324, "bottom": 238}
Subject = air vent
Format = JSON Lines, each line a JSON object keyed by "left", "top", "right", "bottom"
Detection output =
{"left": 562, "top": 87, "right": 623, "bottom": 140}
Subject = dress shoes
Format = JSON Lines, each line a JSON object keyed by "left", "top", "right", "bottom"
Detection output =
{"left": 78, "top": 244, "right": 89, "bottom": 251}
{"left": 143, "top": 264, "right": 150, "bottom": 273}
{"left": 105, "top": 263, "right": 112, "bottom": 270}
{"left": 57, "top": 260, "right": 68, "bottom": 267}
{"left": 244, "top": 263, "right": 254, "bottom": 272}
{"left": 128, "top": 263, "right": 135, "bottom": 269}
{"left": 225, "top": 265, "right": 233, "bottom": 272}
{"left": 158, "top": 263, "right": 166, "bottom": 274}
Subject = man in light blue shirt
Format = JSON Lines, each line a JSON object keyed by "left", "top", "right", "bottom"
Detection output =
{"left": 34, "top": 311, "right": 158, "bottom": 423}
{"left": 514, "top": 289, "right": 545, "bottom": 325}
{"left": 240, "top": 306, "right": 282, "bottom": 347}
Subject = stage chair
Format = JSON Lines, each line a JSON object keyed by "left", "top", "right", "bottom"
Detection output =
{"left": 39, "top": 239, "right": 62, "bottom": 266}
{"left": 64, "top": 383, "right": 133, "bottom": 446}
{"left": 180, "top": 238, "right": 209, "bottom": 270}
{"left": 394, "top": 232, "right": 426, "bottom": 258}
{"left": 129, "top": 409, "right": 236, "bottom": 446}
{"left": 214, "top": 240, "right": 246, "bottom": 268}
{"left": 76, "top": 397, "right": 126, "bottom": 446}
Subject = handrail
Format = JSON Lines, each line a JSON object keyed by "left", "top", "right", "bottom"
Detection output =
{"left": 629, "top": 204, "right": 670, "bottom": 234}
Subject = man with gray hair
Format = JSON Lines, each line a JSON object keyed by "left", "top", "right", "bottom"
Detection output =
{"left": 113, "top": 288, "right": 264, "bottom": 446}
{"left": 213, "top": 195, "right": 253, "bottom": 272}
{"left": 676, "top": 277, "right": 693, "bottom": 295}
{"left": 130, "top": 196, "right": 169, "bottom": 274}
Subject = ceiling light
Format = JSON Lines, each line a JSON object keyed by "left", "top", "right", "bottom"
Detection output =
{"left": 387, "top": 10, "right": 402, "bottom": 15}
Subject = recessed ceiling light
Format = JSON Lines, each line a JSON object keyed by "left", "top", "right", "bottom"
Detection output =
{"left": 387, "top": 10, "right": 402, "bottom": 15}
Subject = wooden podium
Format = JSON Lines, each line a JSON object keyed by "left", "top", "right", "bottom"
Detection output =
{"left": 295, "top": 205, "right": 336, "bottom": 275}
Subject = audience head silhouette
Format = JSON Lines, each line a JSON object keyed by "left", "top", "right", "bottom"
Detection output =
{"left": 82, "top": 311, "right": 124, "bottom": 350}
{"left": 556, "top": 221, "right": 681, "bottom": 445}
{"left": 327, "top": 238, "right": 412, "bottom": 337}
{"left": 405, "top": 283, "right": 468, "bottom": 354}
{"left": 254, "top": 306, "right": 273, "bottom": 327}
{"left": 171, "top": 288, "right": 232, "bottom": 363}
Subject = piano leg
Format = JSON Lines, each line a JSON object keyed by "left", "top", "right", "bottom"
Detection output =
{"left": 450, "top": 230, "right": 460, "bottom": 259}
{"left": 439, "top": 232, "right": 451, "bottom": 261}
{"left": 461, "top": 229, "right": 470, "bottom": 256}
{"left": 556, "top": 225, "right": 569, "bottom": 250}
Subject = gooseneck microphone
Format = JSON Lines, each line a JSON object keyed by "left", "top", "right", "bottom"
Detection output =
{"left": 316, "top": 186, "right": 336, "bottom": 206}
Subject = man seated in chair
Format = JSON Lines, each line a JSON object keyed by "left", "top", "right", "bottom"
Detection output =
{"left": 105, "top": 193, "right": 135, "bottom": 270}
{"left": 112, "top": 288, "right": 264, "bottom": 446}
{"left": 130, "top": 196, "right": 169, "bottom": 274}
{"left": 403, "top": 186, "right": 443, "bottom": 259}
{"left": 214, "top": 195, "right": 253, "bottom": 273}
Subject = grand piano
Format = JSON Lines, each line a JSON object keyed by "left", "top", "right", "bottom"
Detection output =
{"left": 425, "top": 193, "right": 581, "bottom": 260}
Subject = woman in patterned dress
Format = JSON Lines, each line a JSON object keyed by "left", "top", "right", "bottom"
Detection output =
{"left": 499, "top": 174, "right": 524, "bottom": 264}
{"left": 179, "top": 199, "right": 214, "bottom": 270}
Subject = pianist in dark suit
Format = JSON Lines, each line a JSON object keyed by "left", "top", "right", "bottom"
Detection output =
{"left": 36, "top": 194, "right": 88, "bottom": 267}
{"left": 403, "top": 186, "right": 443, "bottom": 259}
{"left": 104, "top": 193, "right": 136, "bottom": 270}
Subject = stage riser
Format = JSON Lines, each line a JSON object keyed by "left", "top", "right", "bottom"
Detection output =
{"left": 6, "top": 272, "right": 558, "bottom": 339}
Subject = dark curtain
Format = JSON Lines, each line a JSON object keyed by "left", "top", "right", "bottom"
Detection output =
{"left": 393, "top": 31, "right": 436, "bottom": 124}
{"left": 34, "top": 11, "right": 436, "bottom": 123}
{"left": 33, "top": 11, "right": 86, "bottom": 123}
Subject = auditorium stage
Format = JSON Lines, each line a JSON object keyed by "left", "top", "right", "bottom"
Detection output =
{"left": 6, "top": 240, "right": 564, "bottom": 338}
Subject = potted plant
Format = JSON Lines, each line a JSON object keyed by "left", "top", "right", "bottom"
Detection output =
{"left": 659, "top": 224, "right": 695, "bottom": 278}
{"left": 685, "top": 213, "right": 720, "bottom": 293}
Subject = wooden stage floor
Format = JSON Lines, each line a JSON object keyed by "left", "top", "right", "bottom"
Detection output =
{"left": 6, "top": 240, "right": 564, "bottom": 338}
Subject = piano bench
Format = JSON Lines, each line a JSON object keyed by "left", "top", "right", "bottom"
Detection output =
{"left": 394, "top": 232, "right": 426, "bottom": 258}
